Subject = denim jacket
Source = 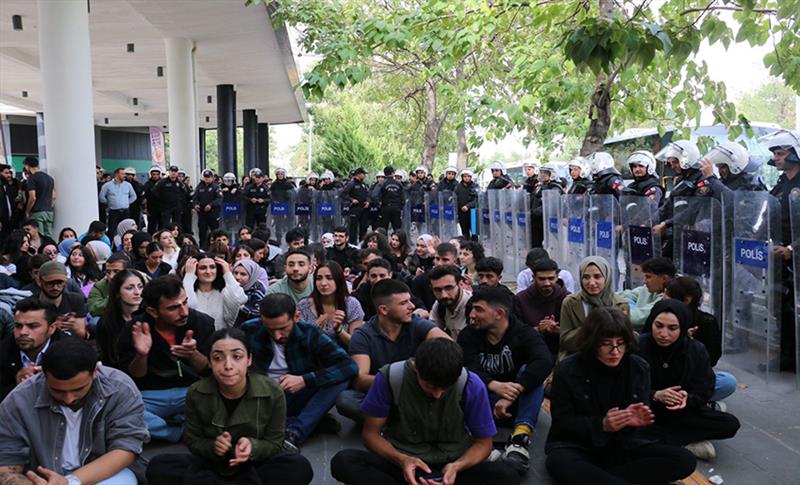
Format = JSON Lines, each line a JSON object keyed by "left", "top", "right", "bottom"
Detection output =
{"left": 0, "top": 365, "right": 149, "bottom": 480}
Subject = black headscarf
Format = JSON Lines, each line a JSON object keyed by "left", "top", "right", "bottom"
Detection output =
{"left": 130, "top": 232, "right": 152, "bottom": 262}
{"left": 642, "top": 299, "right": 693, "bottom": 389}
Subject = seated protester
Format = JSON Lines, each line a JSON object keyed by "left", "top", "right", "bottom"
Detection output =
{"left": 270, "top": 228, "right": 308, "bottom": 281}
{"left": 306, "top": 242, "right": 327, "bottom": 269}
{"left": 326, "top": 226, "right": 358, "bottom": 272}
{"left": 21, "top": 219, "right": 57, "bottom": 253}
{"left": 331, "top": 338, "right": 521, "bottom": 485}
{"left": 405, "top": 234, "right": 435, "bottom": 275}
{"left": 545, "top": 307, "right": 697, "bottom": 484}
{"left": 66, "top": 244, "right": 102, "bottom": 298}
{"left": 78, "top": 220, "right": 112, "bottom": 248}
{"left": 88, "top": 252, "right": 132, "bottom": 317}
{"left": 129, "top": 231, "right": 151, "bottom": 266}
{"left": 232, "top": 259, "right": 268, "bottom": 325}
{"left": 21, "top": 261, "right": 89, "bottom": 340}
{"left": 117, "top": 276, "right": 215, "bottom": 442}
{"left": 208, "top": 229, "right": 231, "bottom": 250}
{"left": 387, "top": 229, "right": 411, "bottom": 273}
{"left": 183, "top": 254, "right": 247, "bottom": 330}
{"left": 619, "top": 257, "right": 675, "bottom": 330}
{"left": 663, "top": 277, "right": 732, "bottom": 402}
{"left": 297, "top": 261, "right": 365, "bottom": 348}
{"left": 23, "top": 253, "right": 83, "bottom": 296}
{"left": 112, "top": 218, "right": 138, "bottom": 251}
{"left": 350, "top": 248, "right": 383, "bottom": 289}
{"left": 0, "top": 299, "right": 69, "bottom": 401}
{"left": 513, "top": 258, "right": 569, "bottom": 358}
{"left": 458, "top": 240, "right": 484, "bottom": 287}
{"left": 458, "top": 286, "right": 553, "bottom": 473}
{"left": 637, "top": 300, "right": 740, "bottom": 460}
{"left": 475, "top": 257, "right": 515, "bottom": 297}
{"left": 352, "top": 258, "right": 393, "bottom": 320}
{"left": 242, "top": 294, "right": 358, "bottom": 451}
{"left": 336, "top": 279, "right": 450, "bottom": 423}
{"left": 0, "top": 338, "right": 149, "bottom": 485}
{"left": 559, "top": 256, "right": 629, "bottom": 359}
{"left": 266, "top": 248, "right": 314, "bottom": 304}
{"left": 133, "top": 242, "right": 172, "bottom": 279}
{"left": 154, "top": 229, "right": 181, "bottom": 270}
{"left": 145, "top": 328, "right": 314, "bottom": 485}
{"left": 411, "top": 242, "right": 459, "bottom": 311}
{"left": 96, "top": 270, "right": 146, "bottom": 369}
{"left": 429, "top": 265, "right": 472, "bottom": 338}
{"left": 516, "top": 247, "right": 575, "bottom": 294}
{"left": 361, "top": 231, "right": 392, "bottom": 260}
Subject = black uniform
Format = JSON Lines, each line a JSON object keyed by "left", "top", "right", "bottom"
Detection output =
{"left": 720, "top": 172, "right": 768, "bottom": 191}
{"left": 590, "top": 168, "right": 624, "bottom": 198}
{"left": 522, "top": 175, "right": 538, "bottom": 194}
{"left": 567, "top": 177, "right": 593, "bottom": 195}
{"left": 0, "top": 177, "right": 21, "bottom": 241}
{"left": 623, "top": 174, "right": 664, "bottom": 204}
{"left": 531, "top": 181, "right": 565, "bottom": 248}
{"left": 436, "top": 177, "right": 458, "bottom": 193}
{"left": 127, "top": 178, "right": 144, "bottom": 227}
{"left": 243, "top": 181, "right": 270, "bottom": 229}
{"left": 143, "top": 176, "right": 162, "bottom": 233}
{"left": 454, "top": 180, "right": 478, "bottom": 238}
{"left": 180, "top": 180, "right": 194, "bottom": 233}
{"left": 340, "top": 178, "right": 370, "bottom": 242}
{"left": 193, "top": 181, "right": 221, "bottom": 248}
{"left": 154, "top": 176, "right": 187, "bottom": 229}
{"left": 377, "top": 178, "right": 405, "bottom": 231}
{"left": 408, "top": 179, "right": 435, "bottom": 193}
{"left": 487, "top": 174, "right": 514, "bottom": 190}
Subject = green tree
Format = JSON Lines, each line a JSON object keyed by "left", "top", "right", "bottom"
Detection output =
{"left": 736, "top": 80, "right": 797, "bottom": 127}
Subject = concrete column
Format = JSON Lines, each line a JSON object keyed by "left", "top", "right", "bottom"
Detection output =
{"left": 257, "top": 122, "right": 270, "bottom": 174}
{"left": 198, "top": 128, "right": 206, "bottom": 171}
{"left": 216, "top": 84, "right": 235, "bottom": 176}
{"left": 37, "top": 0, "right": 98, "bottom": 231}
{"left": 243, "top": 109, "right": 258, "bottom": 173}
{"left": 165, "top": 37, "right": 198, "bottom": 182}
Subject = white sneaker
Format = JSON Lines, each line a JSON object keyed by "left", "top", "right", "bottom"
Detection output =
{"left": 685, "top": 440, "right": 716, "bottom": 461}
{"left": 488, "top": 449, "right": 503, "bottom": 462}
{"left": 711, "top": 401, "right": 727, "bottom": 413}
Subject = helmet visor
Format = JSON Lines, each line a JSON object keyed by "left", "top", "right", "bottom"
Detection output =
{"left": 654, "top": 143, "right": 685, "bottom": 162}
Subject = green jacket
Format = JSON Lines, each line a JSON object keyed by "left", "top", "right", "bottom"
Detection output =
{"left": 87, "top": 278, "right": 110, "bottom": 317}
{"left": 619, "top": 286, "right": 663, "bottom": 330}
{"left": 184, "top": 372, "right": 286, "bottom": 475}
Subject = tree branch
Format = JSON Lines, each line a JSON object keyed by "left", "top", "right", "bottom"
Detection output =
{"left": 680, "top": 5, "right": 776, "bottom": 15}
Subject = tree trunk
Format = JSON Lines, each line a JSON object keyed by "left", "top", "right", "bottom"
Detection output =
{"left": 421, "top": 79, "right": 442, "bottom": 171}
{"left": 456, "top": 123, "right": 468, "bottom": 169}
{"left": 579, "top": 0, "right": 615, "bottom": 156}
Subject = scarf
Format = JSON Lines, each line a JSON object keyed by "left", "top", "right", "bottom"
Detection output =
{"left": 58, "top": 239, "right": 78, "bottom": 259}
{"left": 643, "top": 299, "right": 693, "bottom": 389}
{"left": 233, "top": 259, "right": 260, "bottom": 291}
{"left": 577, "top": 256, "right": 615, "bottom": 309}
{"left": 113, "top": 219, "right": 137, "bottom": 248}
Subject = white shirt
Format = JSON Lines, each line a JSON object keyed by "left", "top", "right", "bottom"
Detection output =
{"left": 267, "top": 340, "right": 288, "bottom": 381}
{"left": 60, "top": 406, "right": 84, "bottom": 472}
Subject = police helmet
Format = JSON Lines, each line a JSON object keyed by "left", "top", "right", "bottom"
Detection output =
{"left": 654, "top": 140, "right": 701, "bottom": 170}
{"left": 626, "top": 151, "right": 657, "bottom": 176}
{"left": 586, "top": 151, "right": 616, "bottom": 176}
{"left": 705, "top": 141, "right": 750, "bottom": 175}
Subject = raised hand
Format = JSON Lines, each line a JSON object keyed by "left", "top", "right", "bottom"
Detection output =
{"left": 215, "top": 257, "right": 231, "bottom": 274}
{"left": 171, "top": 329, "right": 197, "bottom": 359}
{"left": 184, "top": 257, "right": 198, "bottom": 275}
{"left": 131, "top": 321, "right": 152, "bottom": 356}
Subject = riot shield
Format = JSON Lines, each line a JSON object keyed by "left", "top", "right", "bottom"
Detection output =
{"left": 478, "top": 190, "right": 492, "bottom": 254}
{"left": 311, "top": 190, "right": 339, "bottom": 242}
{"left": 673, "top": 196, "right": 723, "bottom": 318}
{"left": 561, "top": 194, "right": 589, "bottom": 283}
{"left": 791, "top": 188, "right": 800, "bottom": 387}
{"left": 500, "top": 189, "right": 517, "bottom": 282}
{"left": 588, "top": 195, "right": 622, "bottom": 291}
{"left": 514, "top": 189, "right": 532, "bottom": 281}
{"left": 721, "top": 191, "right": 782, "bottom": 383}
{"left": 542, "top": 189, "right": 563, "bottom": 265}
{"left": 267, "top": 189, "right": 296, "bottom": 247}
{"left": 404, "top": 190, "right": 428, "bottom": 241}
{"left": 427, "top": 191, "right": 441, "bottom": 239}
{"left": 439, "top": 190, "right": 459, "bottom": 242}
{"left": 337, "top": 189, "right": 350, "bottom": 229}
{"left": 294, "top": 187, "right": 313, "bottom": 235}
{"left": 620, "top": 195, "right": 661, "bottom": 288}
{"left": 220, "top": 199, "right": 243, "bottom": 244}
{"left": 487, "top": 190, "right": 503, "bottom": 259}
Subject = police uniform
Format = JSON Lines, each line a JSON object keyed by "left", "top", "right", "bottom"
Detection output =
{"left": 143, "top": 176, "right": 162, "bottom": 233}
{"left": 522, "top": 175, "right": 538, "bottom": 194}
{"left": 180, "top": 180, "right": 194, "bottom": 234}
{"left": 623, "top": 174, "right": 664, "bottom": 204}
{"left": 193, "top": 180, "right": 221, "bottom": 247}
{"left": 487, "top": 174, "right": 513, "bottom": 190}
{"left": 531, "top": 181, "right": 564, "bottom": 247}
{"left": 591, "top": 168, "right": 624, "bottom": 197}
{"left": 378, "top": 178, "right": 405, "bottom": 231}
{"left": 154, "top": 176, "right": 186, "bottom": 229}
{"left": 243, "top": 181, "right": 270, "bottom": 229}
{"left": 436, "top": 177, "right": 458, "bottom": 193}
{"left": 721, "top": 172, "right": 768, "bottom": 191}
{"left": 567, "top": 177, "right": 593, "bottom": 195}
{"left": 341, "top": 177, "right": 370, "bottom": 242}
{"left": 454, "top": 179, "right": 478, "bottom": 238}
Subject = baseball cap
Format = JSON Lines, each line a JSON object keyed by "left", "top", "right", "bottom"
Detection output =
{"left": 39, "top": 261, "right": 68, "bottom": 281}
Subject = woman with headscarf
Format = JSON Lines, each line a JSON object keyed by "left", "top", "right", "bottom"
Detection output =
{"left": 57, "top": 238, "right": 78, "bottom": 264}
{"left": 637, "top": 300, "right": 740, "bottom": 461}
{"left": 405, "top": 234, "right": 435, "bottom": 275}
{"left": 130, "top": 231, "right": 152, "bottom": 264}
{"left": 232, "top": 259, "right": 267, "bottom": 325}
{"left": 86, "top": 240, "right": 111, "bottom": 270}
{"left": 559, "top": 256, "right": 629, "bottom": 359}
{"left": 113, "top": 218, "right": 138, "bottom": 250}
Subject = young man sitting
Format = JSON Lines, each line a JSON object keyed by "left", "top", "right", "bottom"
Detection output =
{"left": 513, "top": 258, "right": 569, "bottom": 357}
{"left": 619, "top": 257, "right": 675, "bottom": 330}
{"left": 330, "top": 338, "right": 520, "bottom": 485}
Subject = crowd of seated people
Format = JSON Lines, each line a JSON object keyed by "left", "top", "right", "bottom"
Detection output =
{"left": 0, "top": 214, "right": 747, "bottom": 485}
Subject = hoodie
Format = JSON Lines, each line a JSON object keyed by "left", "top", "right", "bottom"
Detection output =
{"left": 513, "top": 281, "right": 570, "bottom": 356}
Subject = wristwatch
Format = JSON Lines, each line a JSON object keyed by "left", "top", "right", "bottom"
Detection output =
{"left": 65, "top": 474, "right": 81, "bottom": 485}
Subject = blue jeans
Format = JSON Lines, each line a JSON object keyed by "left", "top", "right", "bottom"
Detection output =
{"left": 95, "top": 468, "right": 137, "bottom": 485}
{"left": 488, "top": 366, "right": 545, "bottom": 429}
{"left": 141, "top": 387, "right": 187, "bottom": 443}
{"left": 711, "top": 371, "right": 737, "bottom": 402}
{"left": 285, "top": 381, "right": 349, "bottom": 443}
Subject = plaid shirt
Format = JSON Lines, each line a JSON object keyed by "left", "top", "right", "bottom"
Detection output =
{"left": 242, "top": 318, "right": 357, "bottom": 389}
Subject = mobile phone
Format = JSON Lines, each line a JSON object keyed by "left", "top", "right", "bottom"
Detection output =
{"left": 415, "top": 469, "right": 443, "bottom": 482}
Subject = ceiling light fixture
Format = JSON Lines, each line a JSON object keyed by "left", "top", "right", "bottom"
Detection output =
{"left": 132, "top": 97, "right": 138, "bottom": 106}
{"left": 127, "top": 43, "right": 135, "bottom": 53}
{"left": 156, "top": 66, "right": 164, "bottom": 77}
{"left": 21, "top": 90, "right": 28, "bottom": 98}
{"left": 207, "top": 95, "right": 212, "bottom": 104}
{"left": 104, "top": 118, "right": 109, "bottom": 124}
{"left": 12, "top": 15, "right": 22, "bottom": 31}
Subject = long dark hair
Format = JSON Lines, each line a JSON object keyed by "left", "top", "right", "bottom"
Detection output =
{"left": 362, "top": 231, "right": 392, "bottom": 259}
{"left": 68, "top": 245, "right": 102, "bottom": 282}
{"left": 194, "top": 252, "right": 226, "bottom": 291}
{"left": 391, "top": 229, "right": 411, "bottom": 258}
{"left": 98, "top": 269, "right": 146, "bottom": 366}
{"left": 310, "top": 261, "right": 348, "bottom": 320}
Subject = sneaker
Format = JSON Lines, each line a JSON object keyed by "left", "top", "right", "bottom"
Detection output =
{"left": 283, "top": 432, "right": 300, "bottom": 454}
{"left": 502, "top": 433, "right": 531, "bottom": 473}
{"left": 487, "top": 449, "right": 503, "bottom": 462}
{"left": 315, "top": 413, "right": 342, "bottom": 435}
{"left": 685, "top": 440, "right": 716, "bottom": 461}
{"left": 710, "top": 401, "right": 727, "bottom": 413}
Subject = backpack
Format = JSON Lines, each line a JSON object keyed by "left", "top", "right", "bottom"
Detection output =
{"left": 386, "top": 360, "right": 469, "bottom": 407}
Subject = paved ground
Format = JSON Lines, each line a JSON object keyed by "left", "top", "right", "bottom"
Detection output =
{"left": 144, "top": 361, "right": 800, "bottom": 485}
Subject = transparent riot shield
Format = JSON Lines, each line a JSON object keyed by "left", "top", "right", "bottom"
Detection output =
{"left": 562, "top": 194, "right": 589, "bottom": 283}
{"left": 439, "top": 190, "right": 459, "bottom": 242}
{"left": 673, "top": 196, "right": 723, "bottom": 317}
{"left": 404, "top": 190, "right": 428, "bottom": 241}
{"left": 479, "top": 190, "right": 492, "bottom": 255}
{"left": 542, "top": 189, "right": 563, "bottom": 265}
{"left": 337, "top": 189, "right": 350, "bottom": 229}
{"left": 791, "top": 188, "right": 800, "bottom": 387}
{"left": 514, "top": 190, "right": 532, "bottom": 280}
{"left": 721, "top": 191, "right": 782, "bottom": 383}
{"left": 267, "top": 189, "right": 296, "bottom": 247}
{"left": 487, "top": 190, "right": 502, "bottom": 259}
{"left": 427, "top": 191, "right": 441, "bottom": 239}
{"left": 220, "top": 199, "right": 242, "bottom": 244}
{"left": 620, "top": 195, "right": 661, "bottom": 289}
{"left": 499, "top": 189, "right": 517, "bottom": 282}
{"left": 294, "top": 187, "right": 314, "bottom": 235}
{"left": 312, "top": 190, "right": 339, "bottom": 242}
{"left": 588, "top": 195, "right": 622, "bottom": 290}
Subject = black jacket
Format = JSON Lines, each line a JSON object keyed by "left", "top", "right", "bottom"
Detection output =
{"left": 487, "top": 175, "right": 513, "bottom": 190}
{"left": 377, "top": 179, "right": 405, "bottom": 209}
{"left": 192, "top": 181, "right": 221, "bottom": 213}
{"left": 624, "top": 175, "right": 664, "bottom": 204}
{"left": 568, "top": 177, "right": 593, "bottom": 195}
{"left": 340, "top": 179, "right": 370, "bottom": 208}
{"left": 243, "top": 182, "right": 270, "bottom": 209}
{"left": 327, "top": 245, "right": 357, "bottom": 270}
{"left": 722, "top": 172, "right": 768, "bottom": 191}
{"left": 591, "top": 168, "right": 624, "bottom": 197}
{"left": 0, "top": 329, "right": 71, "bottom": 401}
{"left": 454, "top": 181, "right": 478, "bottom": 209}
{"left": 545, "top": 353, "right": 655, "bottom": 453}
{"left": 436, "top": 178, "right": 458, "bottom": 193}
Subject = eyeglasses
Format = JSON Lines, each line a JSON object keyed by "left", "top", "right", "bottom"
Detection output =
{"left": 600, "top": 342, "right": 626, "bottom": 353}
{"left": 42, "top": 279, "right": 66, "bottom": 288}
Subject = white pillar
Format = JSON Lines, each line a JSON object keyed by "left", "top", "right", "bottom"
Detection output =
{"left": 165, "top": 38, "right": 199, "bottom": 183}
{"left": 37, "top": 0, "right": 98, "bottom": 232}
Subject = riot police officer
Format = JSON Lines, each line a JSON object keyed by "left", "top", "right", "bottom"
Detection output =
{"left": 142, "top": 166, "right": 163, "bottom": 233}
{"left": 305, "top": 172, "right": 319, "bottom": 190}
{"left": 376, "top": 165, "right": 405, "bottom": 231}
{"left": 455, "top": 169, "right": 478, "bottom": 238}
{"left": 394, "top": 169, "right": 408, "bottom": 189}
{"left": 437, "top": 166, "right": 459, "bottom": 192}
{"left": 566, "top": 158, "right": 593, "bottom": 195}
{"left": 623, "top": 151, "right": 664, "bottom": 203}
{"left": 522, "top": 161, "right": 539, "bottom": 194}
{"left": 486, "top": 160, "right": 514, "bottom": 189}
{"left": 271, "top": 167, "right": 297, "bottom": 192}
{"left": 707, "top": 141, "right": 767, "bottom": 191}
{"left": 410, "top": 165, "right": 435, "bottom": 192}
{"left": 318, "top": 170, "right": 336, "bottom": 191}
{"left": 341, "top": 167, "right": 370, "bottom": 242}
{"left": 154, "top": 165, "right": 187, "bottom": 229}
{"left": 531, "top": 163, "right": 565, "bottom": 247}
{"left": 586, "top": 151, "right": 624, "bottom": 197}
{"left": 243, "top": 168, "right": 270, "bottom": 229}
{"left": 124, "top": 167, "right": 144, "bottom": 227}
{"left": 193, "top": 169, "right": 221, "bottom": 248}
{"left": 177, "top": 169, "right": 194, "bottom": 233}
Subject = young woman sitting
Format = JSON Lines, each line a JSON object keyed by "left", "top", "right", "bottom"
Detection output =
{"left": 134, "top": 242, "right": 172, "bottom": 279}
{"left": 183, "top": 253, "right": 247, "bottom": 330}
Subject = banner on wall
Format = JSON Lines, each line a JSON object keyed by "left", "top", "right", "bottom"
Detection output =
{"left": 149, "top": 127, "right": 166, "bottom": 170}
